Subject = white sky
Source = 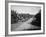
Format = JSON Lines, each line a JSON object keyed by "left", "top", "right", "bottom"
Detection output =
{"left": 11, "top": 5, "right": 41, "bottom": 15}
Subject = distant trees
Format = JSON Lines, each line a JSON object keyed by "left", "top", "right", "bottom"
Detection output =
{"left": 11, "top": 10, "right": 34, "bottom": 24}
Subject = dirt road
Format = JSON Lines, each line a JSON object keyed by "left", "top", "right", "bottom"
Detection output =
{"left": 11, "top": 17, "right": 40, "bottom": 31}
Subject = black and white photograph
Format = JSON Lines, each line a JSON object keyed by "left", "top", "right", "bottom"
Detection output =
{"left": 7, "top": 2, "right": 44, "bottom": 35}
{"left": 11, "top": 6, "right": 41, "bottom": 31}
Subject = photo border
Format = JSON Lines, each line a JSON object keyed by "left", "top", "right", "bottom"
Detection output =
{"left": 5, "top": 0, "right": 45, "bottom": 36}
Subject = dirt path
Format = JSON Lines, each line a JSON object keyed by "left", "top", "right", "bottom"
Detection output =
{"left": 11, "top": 17, "right": 39, "bottom": 31}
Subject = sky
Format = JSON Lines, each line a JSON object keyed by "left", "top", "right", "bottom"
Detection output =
{"left": 11, "top": 5, "right": 41, "bottom": 15}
